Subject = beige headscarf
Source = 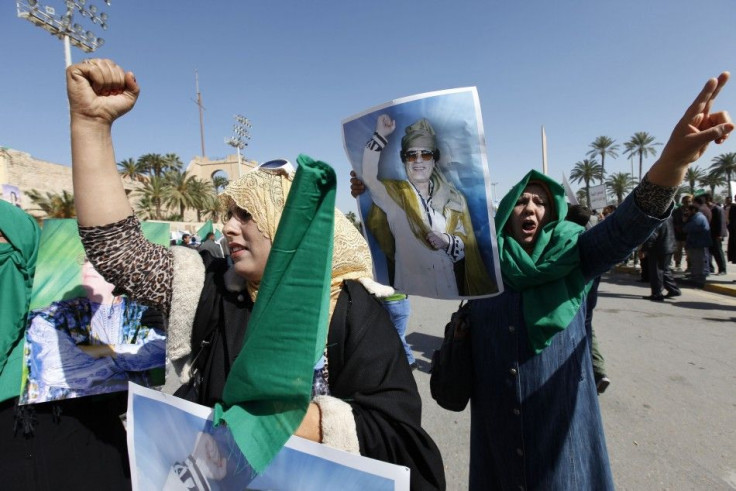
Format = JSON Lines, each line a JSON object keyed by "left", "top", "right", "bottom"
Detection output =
{"left": 219, "top": 167, "right": 375, "bottom": 315}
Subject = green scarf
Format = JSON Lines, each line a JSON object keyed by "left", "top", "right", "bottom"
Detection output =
{"left": 214, "top": 154, "right": 335, "bottom": 473}
{"left": 495, "top": 170, "right": 588, "bottom": 354}
{"left": 0, "top": 202, "right": 40, "bottom": 402}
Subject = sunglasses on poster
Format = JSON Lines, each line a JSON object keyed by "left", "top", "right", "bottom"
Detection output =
{"left": 403, "top": 150, "right": 435, "bottom": 163}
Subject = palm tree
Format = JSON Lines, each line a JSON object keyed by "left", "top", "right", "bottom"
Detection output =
{"left": 344, "top": 211, "right": 362, "bottom": 233}
{"left": 137, "top": 153, "right": 169, "bottom": 179}
{"left": 569, "top": 159, "right": 603, "bottom": 209}
{"left": 699, "top": 173, "right": 725, "bottom": 197}
{"left": 199, "top": 193, "right": 225, "bottom": 223}
{"left": 684, "top": 166, "right": 705, "bottom": 194}
{"left": 212, "top": 175, "right": 229, "bottom": 192}
{"left": 605, "top": 172, "right": 637, "bottom": 204}
{"left": 164, "top": 153, "right": 185, "bottom": 173}
{"left": 27, "top": 189, "right": 76, "bottom": 218}
{"left": 586, "top": 136, "right": 619, "bottom": 177}
{"left": 117, "top": 158, "right": 147, "bottom": 182}
{"left": 134, "top": 176, "right": 167, "bottom": 219}
{"left": 623, "top": 132, "right": 661, "bottom": 181}
{"left": 188, "top": 177, "right": 218, "bottom": 222}
{"left": 709, "top": 152, "right": 736, "bottom": 198}
{"left": 163, "top": 170, "right": 204, "bottom": 219}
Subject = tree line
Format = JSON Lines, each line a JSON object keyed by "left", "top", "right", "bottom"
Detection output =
{"left": 570, "top": 133, "right": 736, "bottom": 209}
{"left": 28, "top": 153, "right": 227, "bottom": 221}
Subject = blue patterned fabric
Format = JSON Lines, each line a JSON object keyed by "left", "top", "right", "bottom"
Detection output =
{"left": 22, "top": 296, "right": 165, "bottom": 403}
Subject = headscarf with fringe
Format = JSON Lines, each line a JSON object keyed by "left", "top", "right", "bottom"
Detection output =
{"left": 218, "top": 166, "right": 374, "bottom": 319}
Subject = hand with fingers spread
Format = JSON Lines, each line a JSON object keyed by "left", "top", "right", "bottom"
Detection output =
{"left": 649, "top": 72, "right": 734, "bottom": 187}
{"left": 66, "top": 58, "right": 139, "bottom": 126}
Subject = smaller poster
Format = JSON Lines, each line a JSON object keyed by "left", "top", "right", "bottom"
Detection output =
{"left": 19, "top": 219, "right": 170, "bottom": 404}
{"left": 2, "top": 183, "right": 22, "bottom": 207}
{"left": 127, "top": 383, "right": 410, "bottom": 490}
{"left": 342, "top": 87, "right": 502, "bottom": 300}
{"left": 588, "top": 184, "right": 608, "bottom": 211}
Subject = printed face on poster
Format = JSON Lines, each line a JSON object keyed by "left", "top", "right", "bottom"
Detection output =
{"left": 127, "top": 383, "right": 410, "bottom": 490}
{"left": 19, "top": 219, "right": 170, "bottom": 405}
{"left": 342, "top": 87, "right": 502, "bottom": 299}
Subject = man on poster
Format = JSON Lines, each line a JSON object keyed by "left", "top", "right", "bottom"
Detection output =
{"left": 360, "top": 114, "right": 496, "bottom": 298}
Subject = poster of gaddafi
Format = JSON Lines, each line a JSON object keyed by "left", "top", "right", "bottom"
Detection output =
{"left": 19, "top": 219, "right": 170, "bottom": 405}
{"left": 127, "top": 383, "right": 410, "bottom": 490}
{"left": 342, "top": 87, "right": 502, "bottom": 299}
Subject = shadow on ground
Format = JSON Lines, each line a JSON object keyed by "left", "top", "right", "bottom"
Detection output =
{"left": 407, "top": 332, "right": 443, "bottom": 372}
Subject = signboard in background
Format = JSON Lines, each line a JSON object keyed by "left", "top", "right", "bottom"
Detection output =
{"left": 589, "top": 184, "right": 608, "bottom": 211}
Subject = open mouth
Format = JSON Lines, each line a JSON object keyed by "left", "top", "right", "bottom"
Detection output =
{"left": 522, "top": 219, "right": 536, "bottom": 232}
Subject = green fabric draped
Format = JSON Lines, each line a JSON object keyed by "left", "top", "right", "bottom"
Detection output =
{"left": 213, "top": 154, "right": 335, "bottom": 473}
{"left": 0, "top": 202, "right": 40, "bottom": 402}
{"left": 495, "top": 170, "right": 589, "bottom": 354}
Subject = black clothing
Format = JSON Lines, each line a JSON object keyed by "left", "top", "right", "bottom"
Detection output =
{"left": 0, "top": 394, "right": 131, "bottom": 491}
{"left": 188, "top": 254, "right": 446, "bottom": 490}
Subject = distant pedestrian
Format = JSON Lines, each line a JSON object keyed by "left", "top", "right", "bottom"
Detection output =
{"left": 672, "top": 195, "right": 692, "bottom": 271}
{"left": 198, "top": 232, "right": 224, "bottom": 258}
{"left": 704, "top": 193, "right": 727, "bottom": 274}
{"left": 683, "top": 202, "right": 712, "bottom": 288}
{"left": 640, "top": 217, "right": 681, "bottom": 301}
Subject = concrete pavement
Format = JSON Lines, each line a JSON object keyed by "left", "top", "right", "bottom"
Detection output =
{"left": 408, "top": 270, "right": 736, "bottom": 490}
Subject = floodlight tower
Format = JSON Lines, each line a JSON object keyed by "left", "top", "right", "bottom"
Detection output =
{"left": 16, "top": 0, "right": 110, "bottom": 67}
{"left": 224, "top": 114, "right": 251, "bottom": 179}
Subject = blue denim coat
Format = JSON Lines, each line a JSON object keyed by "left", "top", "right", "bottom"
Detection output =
{"left": 467, "top": 192, "right": 667, "bottom": 490}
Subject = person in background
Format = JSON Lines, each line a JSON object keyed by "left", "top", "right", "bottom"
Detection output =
{"left": 728, "top": 195, "right": 736, "bottom": 264}
{"left": 198, "top": 232, "right": 224, "bottom": 259}
{"left": 672, "top": 194, "right": 692, "bottom": 271}
{"left": 178, "top": 233, "right": 192, "bottom": 247}
{"left": 380, "top": 293, "right": 416, "bottom": 369}
{"left": 704, "top": 193, "right": 727, "bottom": 274}
{"left": 682, "top": 201, "right": 712, "bottom": 288}
{"left": 640, "top": 216, "right": 681, "bottom": 301}
{"left": 565, "top": 204, "right": 610, "bottom": 393}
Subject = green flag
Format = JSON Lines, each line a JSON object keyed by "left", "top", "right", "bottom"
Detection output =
{"left": 214, "top": 154, "right": 335, "bottom": 473}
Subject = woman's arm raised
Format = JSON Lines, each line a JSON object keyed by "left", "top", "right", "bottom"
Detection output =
{"left": 67, "top": 58, "right": 140, "bottom": 226}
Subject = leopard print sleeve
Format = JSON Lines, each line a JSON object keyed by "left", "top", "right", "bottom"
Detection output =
{"left": 79, "top": 215, "right": 173, "bottom": 316}
{"left": 633, "top": 173, "right": 677, "bottom": 217}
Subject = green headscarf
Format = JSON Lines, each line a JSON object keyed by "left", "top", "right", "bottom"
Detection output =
{"left": 0, "top": 201, "right": 40, "bottom": 402}
{"left": 495, "top": 170, "right": 589, "bottom": 354}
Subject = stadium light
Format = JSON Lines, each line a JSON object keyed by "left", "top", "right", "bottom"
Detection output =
{"left": 16, "top": 0, "right": 110, "bottom": 67}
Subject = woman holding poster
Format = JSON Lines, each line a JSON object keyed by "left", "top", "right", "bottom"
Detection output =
{"left": 361, "top": 114, "right": 496, "bottom": 298}
{"left": 66, "top": 58, "right": 445, "bottom": 490}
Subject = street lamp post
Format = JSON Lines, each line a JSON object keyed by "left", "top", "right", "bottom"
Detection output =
{"left": 16, "top": 0, "right": 110, "bottom": 68}
{"left": 224, "top": 114, "right": 251, "bottom": 179}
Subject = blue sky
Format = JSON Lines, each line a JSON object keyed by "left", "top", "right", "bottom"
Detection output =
{"left": 3, "top": 0, "right": 735, "bottom": 213}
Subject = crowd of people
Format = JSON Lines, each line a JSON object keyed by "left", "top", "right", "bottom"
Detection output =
{"left": 0, "top": 58, "right": 732, "bottom": 490}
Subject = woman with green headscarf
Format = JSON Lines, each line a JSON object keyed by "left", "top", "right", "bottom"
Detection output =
{"left": 458, "top": 73, "right": 733, "bottom": 490}
{"left": 0, "top": 202, "right": 137, "bottom": 489}
{"left": 0, "top": 200, "right": 40, "bottom": 404}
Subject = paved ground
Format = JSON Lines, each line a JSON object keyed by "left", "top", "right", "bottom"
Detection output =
{"left": 408, "top": 268, "right": 736, "bottom": 490}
